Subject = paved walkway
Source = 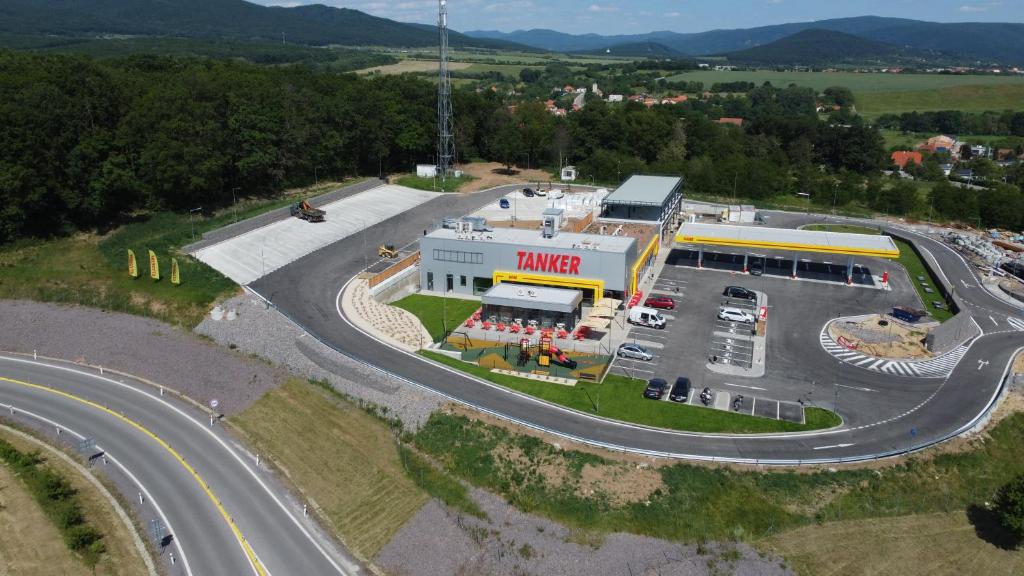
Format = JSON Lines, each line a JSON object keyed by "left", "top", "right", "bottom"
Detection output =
{"left": 341, "top": 279, "right": 433, "bottom": 352}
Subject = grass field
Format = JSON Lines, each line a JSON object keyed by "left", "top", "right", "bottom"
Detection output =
{"left": 803, "top": 225, "right": 952, "bottom": 321}
{"left": 229, "top": 379, "right": 432, "bottom": 559}
{"left": 392, "top": 294, "right": 482, "bottom": 342}
{"left": 411, "top": 407, "right": 1024, "bottom": 546}
{"left": 394, "top": 174, "right": 476, "bottom": 193}
{"left": 0, "top": 180, "right": 357, "bottom": 327}
{"left": 763, "top": 511, "right": 1023, "bottom": 576}
{"left": 858, "top": 84, "right": 1024, "bottom": 117}
{"left": 357, "top": 59, "right": 471, "bottom": 75}
{"left": 0, "top": 429, "right": 149, "bottom": 576}
{"left": 420, "top": 350, "right": 842, "bottom": 433}
{"left": 667, "top": 70, "right": 1024, "bottom": 93}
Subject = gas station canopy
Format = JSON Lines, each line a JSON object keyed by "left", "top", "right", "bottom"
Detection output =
{"left": 674, "top": 222, "right": 900, "bottom": 259}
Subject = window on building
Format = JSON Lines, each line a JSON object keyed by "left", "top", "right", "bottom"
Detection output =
{"left": 432, "top": 249, "right": 483, "bottom": 264}
{"left": 460, "top": 275, "right": 467, "bottom": 287}
{"left": 427, "top": 272, "right": 434, "bottom": 291}
{"left": 473, "top": 277, "right": 493, "bottom": 295}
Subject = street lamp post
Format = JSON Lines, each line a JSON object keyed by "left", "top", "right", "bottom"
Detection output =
{"left": 231, "top": 187, "right": 240, "bottom": 223}
{"left": 189, "top": 207, "right": 202, "bottom": 242}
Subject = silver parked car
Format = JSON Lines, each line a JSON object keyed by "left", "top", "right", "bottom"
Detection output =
{"left": 618, "top": 343, "right": 653, "bottom": 361}
{"left": 718, "top": 307, "right": 756, "bottom": 324}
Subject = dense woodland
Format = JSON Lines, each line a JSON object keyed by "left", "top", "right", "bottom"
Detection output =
{"left": 1, "top": 50, "right": 1023, "bottom": 243}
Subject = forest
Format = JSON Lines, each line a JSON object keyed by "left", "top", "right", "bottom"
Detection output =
{"left": 1, "top": 49, "right": 1023, "bottom": 244}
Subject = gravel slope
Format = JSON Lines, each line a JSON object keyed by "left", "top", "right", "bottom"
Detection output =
{"left": 0, "top": 299, "right": 284, "bottom": 414}
{"left": 377, "top": 488, "right": 792, "bottom": 576}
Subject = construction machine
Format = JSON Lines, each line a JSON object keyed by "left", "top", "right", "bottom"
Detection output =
{"left": 290, "top": 201, "right": 326, "bottom": 223}
{"left": 378, "top": 243, "right": 399, "bottom": 259}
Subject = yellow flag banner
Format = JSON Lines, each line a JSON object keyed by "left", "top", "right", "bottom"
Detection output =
{"left": 171, "top": 258, "right": 181, "bottom": 285}
{"left": 148, "top": 250, "right": 160, "bottom": 281}
{"left": 127, "top": 249, "right": 138, "bottom": 278}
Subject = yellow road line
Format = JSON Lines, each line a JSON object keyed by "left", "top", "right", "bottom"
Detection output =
{"left": 0, "top": 375, "right": 267, "bottom": 576}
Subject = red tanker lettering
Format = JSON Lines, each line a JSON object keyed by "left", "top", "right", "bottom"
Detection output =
{"left": 535, "top": 253, "right": 548, "bottom": 271}
{"left": 569, "top": 256, "right": 581, "bottom": 274}
{"left": 525, "top": 252, "right": 534, "bottom": 270}
{"left": 559, "top": 255, "right": 569, "bottom": 273}
{"left": 517, "top": 251, "right": 527, "bottom": 269}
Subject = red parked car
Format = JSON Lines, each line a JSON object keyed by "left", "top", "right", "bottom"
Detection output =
{"left": 644, "top": 296, "right": 676, "bottom": 310}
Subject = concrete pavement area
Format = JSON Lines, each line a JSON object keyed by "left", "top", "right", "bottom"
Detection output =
{"left": 192, "top": 184, "right": 437, "bottom": 285}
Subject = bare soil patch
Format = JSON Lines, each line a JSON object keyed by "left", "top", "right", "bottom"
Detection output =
{"left": 357, "top": 60, "right": 471, "bottom": 75}
{"left": 459, "top": 162, "right": 559, "bottom": 192}
{"left": 829, "top": 314, "right": 932, "bottom": 359}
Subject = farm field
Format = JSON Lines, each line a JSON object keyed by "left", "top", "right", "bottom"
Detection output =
{"left": 666, "top": 70, "right": 1024, "bottom": 93}
{"left": 358, "top": 59, "right": 471, "bottom": 75}
{"left": 858, "top": 84, "right": 1024, "bottom": 117}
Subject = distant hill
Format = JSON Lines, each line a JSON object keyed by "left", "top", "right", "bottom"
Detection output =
{"left": 580, "top": 41, "right": 683, "bottom": 58}
{"left": 0, "top": 0, "right": 531, "bottom": 50}
{"left": 722, "top": 29, "right": 931, "bottom": 66}
{"left": 467, "top": 16, "right": 1024, "bottom": 64}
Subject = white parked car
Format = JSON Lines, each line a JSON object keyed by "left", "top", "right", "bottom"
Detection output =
{"left": 618, "top": 343, "right": 653, "bottom": 361}
{"left": 535, "top": 189, "right": 547, "bottom": 197}
{"left": 549, "top": 189, "right": 564, "bottom": 199}
{"left": 718, "top": 307, "right": 755, "bottom": 324}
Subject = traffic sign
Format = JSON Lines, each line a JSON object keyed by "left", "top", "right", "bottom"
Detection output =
{"left": 209, "top": 399, "right": 219, "bottom": 410}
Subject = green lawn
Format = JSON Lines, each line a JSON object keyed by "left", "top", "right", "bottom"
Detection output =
{"left": 395, "top": 174, "right": 476, "bottom": 193}
{"left": 667, "top": 69, "right": 1024, "bottom": 93}
{"left": 420, "top": 350, "right": 841, "bottom": 433}
{"left": 0, "top": 179, "right": 361, "bottom": 327}
{"left": 392, "top": 294, "right": 481, "bottom": 342}
{"left": 803, "top": 224, "right": 953, "bottom": 321}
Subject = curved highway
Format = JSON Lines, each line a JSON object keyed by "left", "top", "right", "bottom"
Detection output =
{"left": 250, "top": 187, "right": 1024, "bottom": 464}
{"left": 0, "top": 356, "right": 358, "bottom": 576}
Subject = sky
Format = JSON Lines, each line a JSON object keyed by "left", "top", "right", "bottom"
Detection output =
{"left": 250, "top": 1, "right": 1023, "bottom": 35}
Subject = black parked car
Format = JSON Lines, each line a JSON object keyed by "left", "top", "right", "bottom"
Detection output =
{"left": 749, "top": 263, "right": 763, "bottom": 276}
{"left": 669, "top": 377, "right": 691, "bottom": 402}
{"left": 723, "top": 286, "right": 757, "bottom": 300}
{"left": 522, "top": 187, "right": 535, "bottom": 197}
{"left": 643, "top": 378, "right": 668, "bottom": 400}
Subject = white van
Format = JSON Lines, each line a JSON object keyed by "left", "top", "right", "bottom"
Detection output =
{"left": 628, "top": 306, "right": 666, "bottom": 329}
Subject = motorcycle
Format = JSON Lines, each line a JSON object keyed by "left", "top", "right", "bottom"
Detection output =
{"left": 700, "top": 387, "right": 713, "bottom": 406}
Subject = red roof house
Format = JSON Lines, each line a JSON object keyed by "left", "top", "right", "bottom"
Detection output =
{"left": 717, "top": 117, "right": 744, "bottom": 126}
{"left": 891, "top": 151, "right": 923, "bottom": 168}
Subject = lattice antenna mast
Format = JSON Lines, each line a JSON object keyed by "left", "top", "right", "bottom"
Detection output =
{"left": 437, "top": 0, "right": 455, "bottom": 189}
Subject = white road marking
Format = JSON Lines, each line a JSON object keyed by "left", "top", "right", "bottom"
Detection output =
{"left": 978, "top": 359, "right": 989, "bottom": 370}
{"left": 989, "top": 315, "right": 999, "bottom": 327}
{"left": 813, "top": 443, "right": 855, "bottom": 450}
{"left": 836, "top": 383, "right": 875, "bottom": 392}
{"left": 722, "top": 382, "right": 766, "bottom": 391}
{"left": 961, "top": 278, "right": 973, "bottom": 288}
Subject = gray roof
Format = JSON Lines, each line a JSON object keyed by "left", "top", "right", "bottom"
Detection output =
{"left": 482, "top": 282, "right": 582, "bottom": 314}
{"left": 602, "top": 175, "right": 682, "bottom": 207}
{"left": 426, "top": 226, "right": 635, "bottom": 254}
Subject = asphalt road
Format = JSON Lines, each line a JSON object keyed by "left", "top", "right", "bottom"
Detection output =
{"left": 251, "top": 188, "right": 1024, "bottom": 464}
{"left": 0, "top": 355, "right": 358, "bottom": 576}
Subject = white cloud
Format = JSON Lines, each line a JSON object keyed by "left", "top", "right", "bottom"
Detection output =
{"left": 959, "top": 4, "right": 988, "bottom": 11}
{"left": 587, "top": 4, "right": 618, "bottom": 13}
{"left": 665, "top": 11, "right": 681, "bottom": 17}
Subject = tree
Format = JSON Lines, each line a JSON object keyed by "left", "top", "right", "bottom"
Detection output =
{"left": 485, "top": 108, "right": 521, "bottom": 175}
{"left": 822, "top": 86, "right": 855, "bottom": 107}
{"left": 993, "top": 473, "right": 1024, "bottom": 543}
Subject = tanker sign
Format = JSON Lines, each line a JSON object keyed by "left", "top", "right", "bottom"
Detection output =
{"left": 516, "top": 251, "right": 581, "bottom": 275}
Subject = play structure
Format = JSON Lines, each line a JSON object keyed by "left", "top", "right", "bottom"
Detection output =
{"left": 518, "top": 336, "right": 577, "bottom": 369}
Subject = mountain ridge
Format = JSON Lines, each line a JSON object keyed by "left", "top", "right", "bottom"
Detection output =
{"left": 466, "top": 16, "right": 1024, "bottom": 64}
{"left": 0, "top": 0, "right": 533, "bottom": 50}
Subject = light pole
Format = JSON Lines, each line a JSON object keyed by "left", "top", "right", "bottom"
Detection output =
{"left": 832, "top": 182, "right": 839, "bottom": 215}
{"left": 189, "top": 207, "right": 202, "bottom": 242}
{"left": 231, "top": 187, "right": 240, "bottom": 223}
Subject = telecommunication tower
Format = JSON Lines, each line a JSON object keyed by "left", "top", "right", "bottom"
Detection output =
{"left": 436, "top": 0, "right": 455, "bottom": 189}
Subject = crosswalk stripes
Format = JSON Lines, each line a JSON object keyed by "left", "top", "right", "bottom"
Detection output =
{"left": 819, "top": 328, "right": 969, "bottom": 378}
{"left": 1007, "top": 316, "right": 1024, "bottom": 331}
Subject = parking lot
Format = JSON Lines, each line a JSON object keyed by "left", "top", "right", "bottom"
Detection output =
{"left": 606, "top": 243, "right": 924, "bottom": 425}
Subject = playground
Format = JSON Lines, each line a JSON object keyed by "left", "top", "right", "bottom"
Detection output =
{"left": 443, "top": 332, "right": 612, "bottom": 383}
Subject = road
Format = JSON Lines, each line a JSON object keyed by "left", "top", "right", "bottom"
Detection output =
{"left": 251, "top": 188, "right": 1023, "bottom": 464}
{"left": 0, "top": 355, "right": 358, "bottom": 576}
